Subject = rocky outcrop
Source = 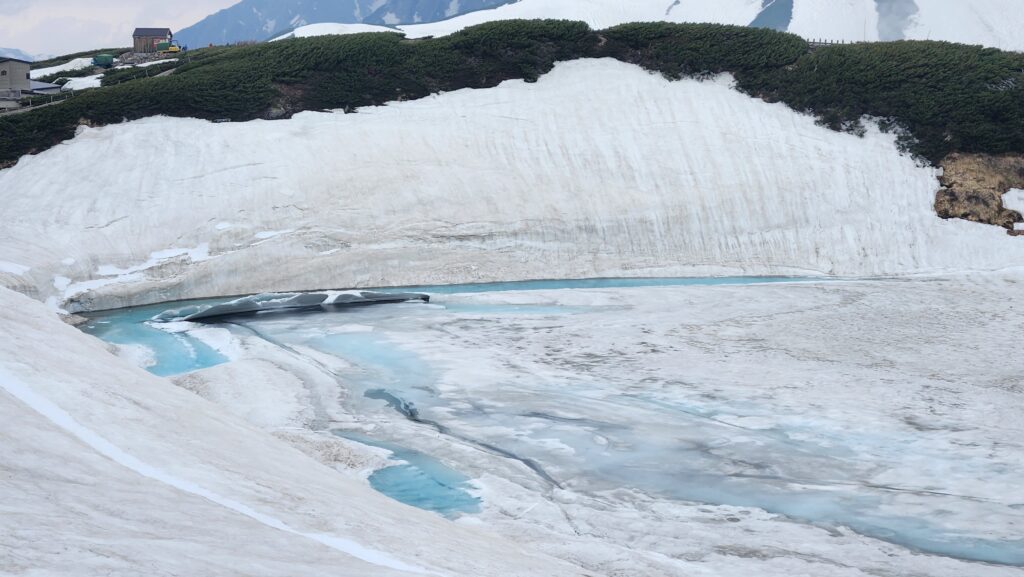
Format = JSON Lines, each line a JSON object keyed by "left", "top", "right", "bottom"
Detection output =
{"left": 935, "top": 153, "right": 1024, "bottom": 232}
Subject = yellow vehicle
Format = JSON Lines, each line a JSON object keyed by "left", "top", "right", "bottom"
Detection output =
{"left": 157, "top": 41, "right": 182, "bottom": 54}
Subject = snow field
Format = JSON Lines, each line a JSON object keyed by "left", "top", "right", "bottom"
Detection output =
{"left": 2, "top": 59, "right": 1023, "bottom": 310}
{"left": 29, "top": 57, "right": 93, "bottom": 79}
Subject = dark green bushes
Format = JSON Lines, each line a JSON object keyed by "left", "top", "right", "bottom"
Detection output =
{"left": 739, "top": 41, "right": 1024, "bottom": 162}
{"left": 100, "top": 60, "right": 183, "bottom": 87}
{"left": 2, "top": 21, "right": 1022, "bottom": 167}
{"left": 602, "top": 22, "right": 807, "bottom": 79}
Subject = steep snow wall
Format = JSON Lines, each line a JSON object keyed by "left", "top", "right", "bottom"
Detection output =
{"left": 2, "top": 59, "right": 1023, "bottom": 311}
{"left": 0, "top": 285, "right": 588, "bottom": 576}
{"left": 393, "top": 0, "right": 1024, "bottom": 52}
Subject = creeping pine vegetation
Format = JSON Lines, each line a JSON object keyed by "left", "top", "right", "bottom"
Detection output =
{"left": 2, "top": 21, "right": 1023, "bottom": 168}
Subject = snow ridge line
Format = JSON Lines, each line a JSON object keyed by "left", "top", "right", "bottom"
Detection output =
{"left": 0, "top": 367, "right": 435, "bottom": 576}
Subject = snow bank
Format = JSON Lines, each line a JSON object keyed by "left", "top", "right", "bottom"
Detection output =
{"left": 0, "top": 285, "right": 587, "bottom": 576}
{"left": 2, "top": 59, "right": 1023, "bottom": 310}
{"left": 136, "top": 58, "right": 178, "bottom": 68}
{"left": 30, "top": 57, "right": 93, "bottom": 79}
{"left": 61, "top": 73, "right": 103, "bottom": 90}
{"left": 396, "top": 0, "right": 1024, "bottom": 51}
{"left": 112, "top": 59, "right": 178, "bottom": 70}
{"left": 903, "top": 0, "right": 1024, "bottom": 51}
{"left": 273, "top": 22, "right": 401, "bottom": 40}
{"left": 789, "top": 0, "right": 1024, "bottom": 48}
{"left": 399, "top": 0, "right": 762, "bottom": 37}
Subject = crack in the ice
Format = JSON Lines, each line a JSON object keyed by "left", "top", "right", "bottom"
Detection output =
{"left": 364, "top": 388, "right": 565, "bottom": 490}
{"left": 84, "top": 216, "right": 128, "bottom": 230}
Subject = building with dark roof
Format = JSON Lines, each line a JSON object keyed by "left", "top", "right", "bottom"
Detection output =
{"left": 133, "top": 28, "right": 173, "bottom": 53}
{"left": 30, "top": 80, "right": 62, "bottom": 95}
{"left": 0, "top": 57, "right": 31, "bottom": 99}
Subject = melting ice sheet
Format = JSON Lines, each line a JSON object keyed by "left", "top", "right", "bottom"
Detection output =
{"left": 80, "top": 300, "right": 227, "bottom": 376}
{"left": 81, "top": 278, "right": 1024, "bottom": 566}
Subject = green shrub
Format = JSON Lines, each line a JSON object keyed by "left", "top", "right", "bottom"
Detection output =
{"left": 100, "top": 60, "right": 183, "bottom": 87}
{"left": 740, "top": 41, "right": 1024, "bottom": 162}
{"left": 602, "top": 22, "right": 807, "bottom": 79}
{"left": 2, "top": 22, "right": 1022, "bottom": 167}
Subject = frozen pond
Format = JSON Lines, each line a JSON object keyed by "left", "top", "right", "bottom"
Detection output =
{"left": 81, "top": 278, "right": 1024, "bottom": 568}
{"left": 335, "top": 432, "right": 481, "bottom": 518}
{"left": 81, "top": 299, "right": 227, "bottom": 376}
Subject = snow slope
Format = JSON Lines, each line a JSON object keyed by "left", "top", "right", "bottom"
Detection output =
{"left": 788, "top": 0, "right": 1024, "bottom": 48}
{"left": 903, "top": 0, "right": 1024, "bottom": 50}
{"left": 397, "top": 0, "right": 756, "bottom": 37}
{"left": 0, "top": 285, "right": 589, "bottom": 576}
{"left": 2, "top": 59, "right": 1023, "bottom": 311}
{"left": 29, "top": 57, "right": 93, "bottom": 79}
{"left": 393, "top": 0, "right": 1024, "bottom": 51}
{"left": 61, "top": 73, "right": 103, "bottom": 91}
{"left": 272, "top": 23, "right": 401, "bottom": 41}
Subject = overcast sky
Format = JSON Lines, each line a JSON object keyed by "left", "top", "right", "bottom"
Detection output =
{"left": 0, "top": 0, "right": 238, "bottom": 56}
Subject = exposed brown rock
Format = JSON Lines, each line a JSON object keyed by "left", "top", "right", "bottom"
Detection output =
{"left": 936, "top": 153, "right": 1024, "bottom": 232}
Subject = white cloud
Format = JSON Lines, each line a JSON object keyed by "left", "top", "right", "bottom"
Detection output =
{"left": 0, "top": 0, "right": 238, "bottom": 56}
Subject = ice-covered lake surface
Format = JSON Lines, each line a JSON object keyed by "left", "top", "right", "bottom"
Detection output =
{"left": 334, "top": 432, "right": 482, "bottom": 518}
{"left": 81, "top": 277, "right": 1024, "bottom": 570}
{"left": 82, "top": 299, "right": 227, "bottom": 376}
{"left": 80, "top": 277, "right": 806, "bottom": 376}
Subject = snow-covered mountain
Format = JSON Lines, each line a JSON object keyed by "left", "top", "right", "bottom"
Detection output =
{"left": 178, "top": 0, "right": 1024, "bottom": 53}
{"left": 0, "top": 47, "right": 36, "bottom": 61}
{"left": 174, "top": 0, "right": 513, "bottom": 47}
{"left": 390, "top": 0, "right": 1024, "bottom": 51}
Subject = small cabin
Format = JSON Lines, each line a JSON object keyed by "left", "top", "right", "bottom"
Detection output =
{"left": 133, "top": 28, "right": 173, "bottom": 53}
{"left": 0, "top": 57, "right": 31, "bottom": 99}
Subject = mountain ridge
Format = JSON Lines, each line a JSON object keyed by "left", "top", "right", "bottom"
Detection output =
{"left": 175, "top": 0, "right": 514, "bottom": 47}
{"left": 0, "top": 47, "right": 37, "bottom": 61}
